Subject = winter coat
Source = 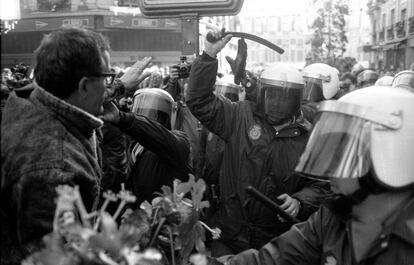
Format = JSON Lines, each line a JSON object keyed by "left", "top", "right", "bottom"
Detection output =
{"left": 1, "top": 84, "right": 102, "bottom": 264}
{"left": 100, "top": 122, "right": 128, "bottom": 193}
{"left": 224, "top": 196, "right": 414, "bottom": 265}
{"left": 186, "top": 52, "right": 328, "bottom": 252}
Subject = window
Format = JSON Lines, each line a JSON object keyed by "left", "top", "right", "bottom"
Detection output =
{"left": 297, "top": 50, "right": 303, "bottom": 61}
{"left": 382, "top": 13, "right": 386, "bottom": 28}
{"left": 297, "top": 39, "right": 304, "bottom": 46}
{"left": 401, "top": 9, "right": 407, "bottom": 21}
{"left": 278, "top": 17, "right": 281, "bottom": 32}
{"left": 118, "top": 0, "right": 139, "bottom": 6}
{"left": 290, "top": 39, "right": 296, "bottom": 45}
{"left": 290, "top": 50, "right": 295, "bottom": 62}
{"left": 255, "top": 18, "right": 261, "bottom": 33}
{"left": 390, "top": 9, "right": 395, "bottom": 26}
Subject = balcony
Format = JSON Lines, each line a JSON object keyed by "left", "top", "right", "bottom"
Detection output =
{"left": 396, "top": 21, "right": 406, "bottom": 38}
{"left": 410, "top": 17, "right": 414, "bottom": 34}
{"left": 387, "top": 26, "right": 394, "bottom": 40}
{"left": 379, "top": 29, "right": 385, "bottom": 41}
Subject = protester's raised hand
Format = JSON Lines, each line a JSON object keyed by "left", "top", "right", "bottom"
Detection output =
{"left": 205, "top": 29, "right": 232, "bottom": 58}
{"left": 170, "top": 66, "right": 180, "bottom": 80}
{"left": 120, "top": 56, "right": 152, "bottom": 89}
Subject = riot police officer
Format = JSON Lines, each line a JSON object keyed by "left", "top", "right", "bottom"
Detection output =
{"left": 102, "top": 88, "right": 191, "bottom": 206}
{"left": 392, "top": 70, "right": 414, "bottom": 92}
{"left": 186, "top": 31, "right": 327, "bottom": 255}
{"left": 357, "top": 69, "right": 379, "bottom": 88}
{"left": 218, "top": 85, "right": 414, "bottom": 265}
{"left": 301, "top": 63, "right": 340, "bottom": 123}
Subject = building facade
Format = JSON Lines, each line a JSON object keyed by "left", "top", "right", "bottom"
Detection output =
{"left": 238, "top": 13, "right": 311, "bottom": 69}
{"left": 1, "top": 0, "right": 186, "bottom": 68}
{"left": 368, "top": 0, "right": 414, "bottom": 71}
{"left": 344, "top": 0, "right": 373, "bottom": 64}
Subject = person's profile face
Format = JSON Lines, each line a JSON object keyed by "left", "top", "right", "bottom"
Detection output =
{"left": 85, "top": 51, "right": 111, "bottom": 116}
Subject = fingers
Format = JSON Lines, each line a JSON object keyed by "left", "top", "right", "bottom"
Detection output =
{"left": 285, "top": 203, "right": 296, "bottom": 215}
{"left": 277, "top": 194, "right": 291, "bottom": 210}
{"left": 222, "top": 34, "right": 233, "bottom": 44}
{"left": 130, "top": 56, "right": 152, "bottom": 72}
{"left": 137, "top": 72, "right": 151, "bottom": 84}
{"left": 238, "top": 38, "right": 247, "bottom": 48}
{"left": 277, "top": 193, "right": 289, "bottom": 201}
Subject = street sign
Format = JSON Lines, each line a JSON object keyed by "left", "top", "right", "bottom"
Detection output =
{"left": 103, "top": 16, "right": 180, "bottom": 30}
{"left": 136, "top": 0, "right": 244, "bottom": 18}
{"left": 10, "top": 16, "right": 94, "bottom": 32}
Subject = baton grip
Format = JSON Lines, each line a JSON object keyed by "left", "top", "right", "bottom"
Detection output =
{"left": 206, "top": 28, "right": 227, "bottom": 43}
{"left": 246, "top": 186, "right": 299, "bottom": 224}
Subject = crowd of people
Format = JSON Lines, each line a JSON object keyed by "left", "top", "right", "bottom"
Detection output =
{"left": 1, "top": 27, "right": 413, "bottom": 265}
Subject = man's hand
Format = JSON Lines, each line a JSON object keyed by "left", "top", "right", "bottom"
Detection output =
{"left": 120, "top": 57, "right": 152, "bottom": 90}
{"left": 170, "top": 66, "right": 180, "bottom": 81}
{"left": 205, "top": 30, "right": 232, "bottom": 58}
{"left": 100, "top": 101, "right": 121, "bottom": 124}
{"left": 277, "top": 193, "right": 301, "bottom": 217}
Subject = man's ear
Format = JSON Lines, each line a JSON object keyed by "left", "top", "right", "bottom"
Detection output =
{"left": 78, "top": 77, "right": 89, "bottom": 99}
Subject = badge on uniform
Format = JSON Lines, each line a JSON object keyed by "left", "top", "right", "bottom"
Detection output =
{"left": 248, "top": 124, "right": 262, "bottom": 140}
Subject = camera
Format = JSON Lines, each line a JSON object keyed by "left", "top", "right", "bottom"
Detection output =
{"left": 10, "top": 63, "right": 30, "bottom": 80}
{"left": 173, "top": 56, "right": 192, "bottom": 79}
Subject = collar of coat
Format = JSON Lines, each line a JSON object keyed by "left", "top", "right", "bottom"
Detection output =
{"left": 31, "top": 82, "right": 103, "bottom": 136}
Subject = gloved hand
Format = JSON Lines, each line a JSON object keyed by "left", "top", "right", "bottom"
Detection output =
{"left": 225, "top": 38, "right": 247, "bottom": 85}
{"left": 120, "top": 56, "right": 152, "bottom": 90}
{"left": 205, "top": 29, "right": 232, "bottom": 58}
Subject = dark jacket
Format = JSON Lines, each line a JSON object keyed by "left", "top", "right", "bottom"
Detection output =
{"left": 186, "top": 52, "right": 328, "bottom": 252}
{"left": 1, "top": 84, "right": 102, "bottom": 264}
{"left": 224, "top": 196, "right": 414, "bottom": 265}
{"left": 101, "top": 123, "right": 128, "bottom": 193}
{"left": 117, "top": 112, "right": 191, "bottom": 206}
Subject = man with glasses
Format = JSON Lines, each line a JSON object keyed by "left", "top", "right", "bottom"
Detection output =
{"left": 1, "top": 27, "right": 111, "bottom": 264}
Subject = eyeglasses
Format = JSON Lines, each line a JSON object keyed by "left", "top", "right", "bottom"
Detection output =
{"left": 91, "top": 72, "right": 116, "bottom": 87}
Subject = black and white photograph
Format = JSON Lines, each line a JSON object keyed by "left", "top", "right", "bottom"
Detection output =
{"left": 1, "top": 0, "right": 413, "bottom": 264}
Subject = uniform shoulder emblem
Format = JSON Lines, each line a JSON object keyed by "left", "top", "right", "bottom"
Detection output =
{"left": 248, "top": 124, "right": 262, "bottom": 140}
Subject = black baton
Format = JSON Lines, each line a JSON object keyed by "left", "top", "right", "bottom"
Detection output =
{"left": 246, "top": 186, "right": 299, "bottom": 224}
{"left": 206, "top": 29, "right": 285, "bottom": 54}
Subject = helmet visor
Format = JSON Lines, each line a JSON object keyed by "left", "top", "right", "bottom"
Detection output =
{"left": 132, "top": 93, "right": 172, "bottom": 128}
{"left": 303, "top": 77, "right": 324, "bottom": 102}
{"left": 392, "top": 72, "right": 414, "bottom": 90}
{"left": 263, "top": 85, "right": 302, "bottom": 124}
{"left": 295, "top": 111, "right": 371, "bottom": 179}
